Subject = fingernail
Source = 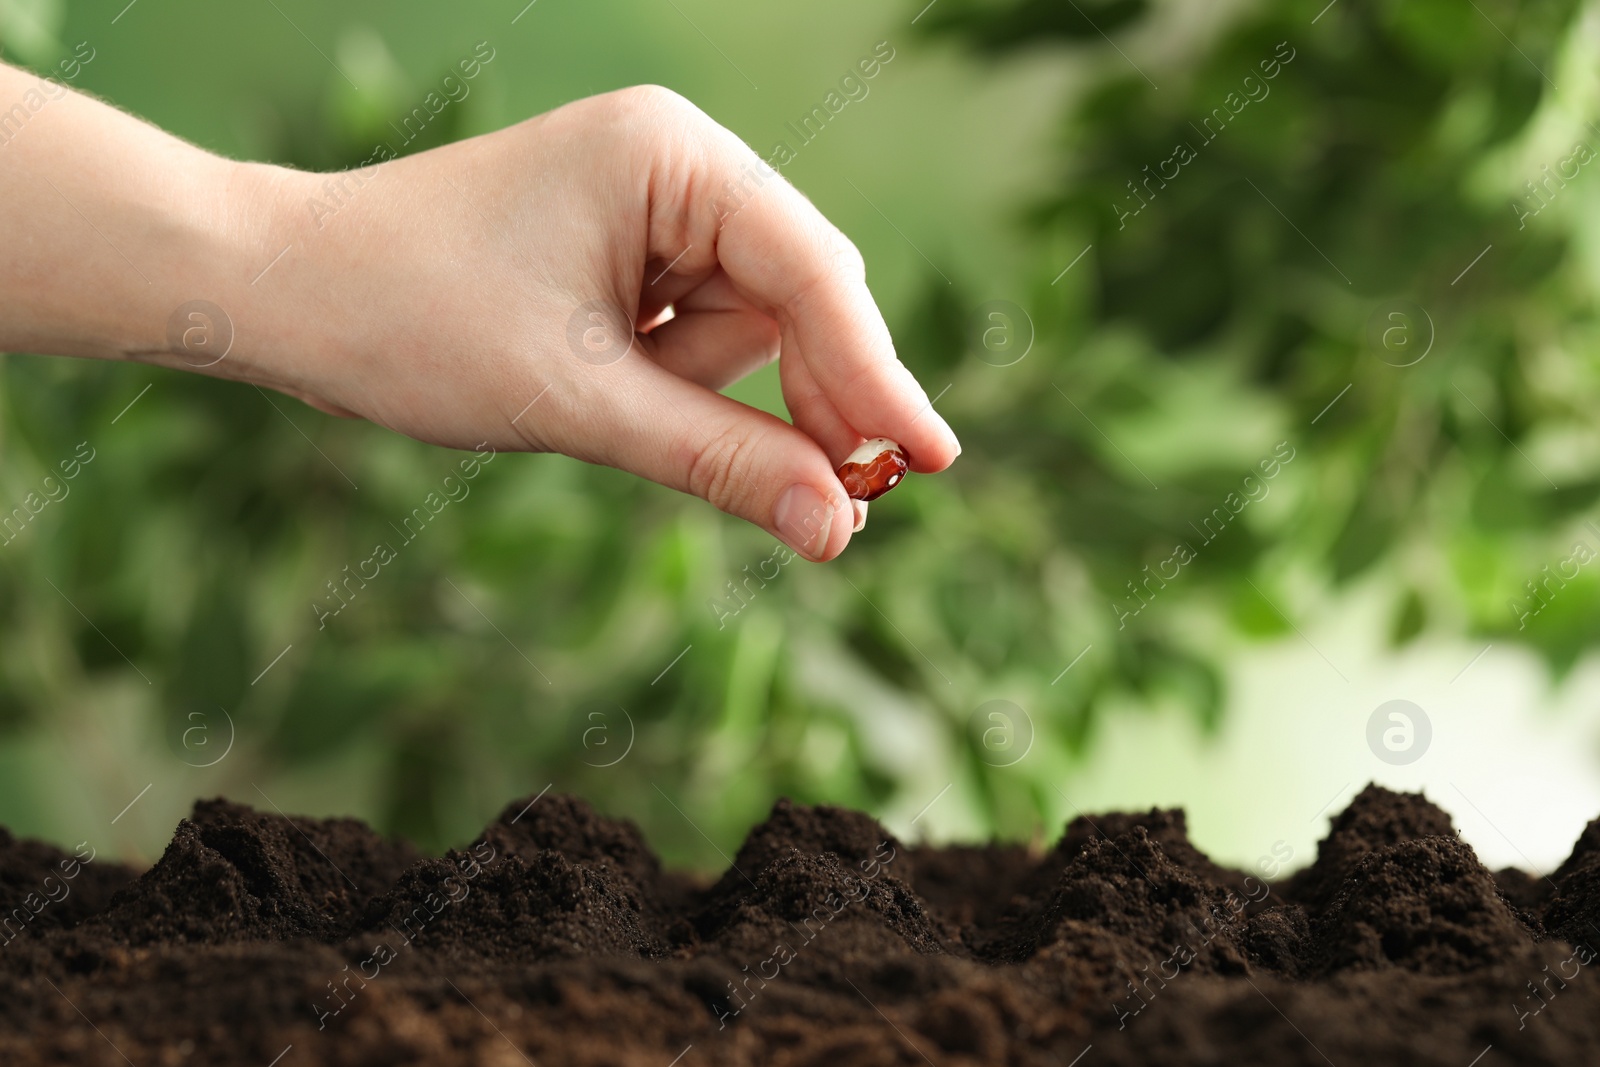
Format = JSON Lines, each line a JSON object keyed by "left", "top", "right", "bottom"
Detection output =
{"left": 775, "top": 484, "right": 836, "bottom": 560}
{"left": 851, "top": 500, "right": 867, "bottom": 532}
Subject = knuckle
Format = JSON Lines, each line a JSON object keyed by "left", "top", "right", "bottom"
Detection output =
{"left": 789, "top": 230, "right": 867, "bottom": 309}
{"left": 684, "top": 423, "right": 756, "bottom": 514}
{"left": 827, "top": 231, "right": 868, "bottom": 281}
{"left": 598, "top": 85, "right": 718, "bottom": 175}
{"left": 614, "top": 83, "right": 700, "bottom": 124}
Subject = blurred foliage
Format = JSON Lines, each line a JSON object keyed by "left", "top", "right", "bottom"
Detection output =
{"left": 1, "top": 0, "right": 1599, "bottom": 865}
{"left": 912, "top": 0, "right": 1600, "bottom": 704}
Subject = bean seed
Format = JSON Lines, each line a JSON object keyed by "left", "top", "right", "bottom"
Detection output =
{"left": 837, "top": 438, "right": 909, "bottom": 501}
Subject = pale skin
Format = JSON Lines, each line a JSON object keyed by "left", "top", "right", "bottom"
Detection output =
{"left": 0, "top": 63, "right": 960, "bottom": 561}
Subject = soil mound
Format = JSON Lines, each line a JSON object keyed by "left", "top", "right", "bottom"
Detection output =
{"left": 358, "top": 847, "right": 664, "bottom": 961}
{"left": 1285, "top": 783, "right": 1457, "bottom": 907}
{"left": 691, "top": 797, "right": 909, "bottom": 937}
{"left": 699, "top": 848, "right": 947, "bottom": 957}
{"left": 716, "top": 797, "right": 908, "bottom": 885}
{"left": 476, "top": 792, "right": 662, "bottom": 894}
{"left": 1312, "top": 835, "right": 1535, "bottom": 975}
{"left": 1055, "top": 806, "right": 1245, "bottom": 888}
{"left": 5, "top": 784, "right": 1600, "bottom": 1066}
{"left": 973, "top": 826, "right": 1251, "bottom": 972}
{"left": 1552, "top": 814, "right": 1600, "bottom": 883}
{"left": 1542, "top": 857, "right": 1600, "bottom": 948}
{"left": 0, "top": 830, "right": 135, "bottom": 942}
{"left": 86, "top": 798, "right": 418, "bottom": 944}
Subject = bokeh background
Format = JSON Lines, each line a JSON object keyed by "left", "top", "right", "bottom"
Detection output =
{"left": 3, "top": 0, "right": 1600, "bottom": 875}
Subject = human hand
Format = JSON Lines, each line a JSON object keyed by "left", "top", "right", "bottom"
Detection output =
{"left": 221, "top": 86, "right": 960, "bottom": 560}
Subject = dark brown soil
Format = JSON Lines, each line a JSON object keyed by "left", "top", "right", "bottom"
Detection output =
{"left": 2, "top": 783, "right": 1598, "bottom": 1065}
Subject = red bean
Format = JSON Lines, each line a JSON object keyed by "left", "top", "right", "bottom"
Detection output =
{"left": 837, "top": 438, "right": 909, "bottom": 502}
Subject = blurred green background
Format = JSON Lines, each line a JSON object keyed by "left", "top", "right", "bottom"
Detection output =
{"left": 3, "top": 0, "right": 1600, "bottom": 874}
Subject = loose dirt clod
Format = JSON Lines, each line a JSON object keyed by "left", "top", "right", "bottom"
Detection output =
{"left": 4, "top": 784, "right": 1600, "bottom": 1066}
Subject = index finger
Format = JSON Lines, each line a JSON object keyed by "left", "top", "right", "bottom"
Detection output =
{"left": 704, "top": 153, "right": 962, "bottom": 472}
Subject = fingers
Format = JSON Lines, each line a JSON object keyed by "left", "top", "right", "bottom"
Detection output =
{"left": 696, "top": 142, "right": 962, "bottom": 473}
{"left": 643, "top": 271, "right": 779, "bottom": 390}
{"left": 643, "top": 315, "right": 867, "bottom": 541}
{"left": 578, "top": 353, "right": 853, "bottom": 561}
{"left": 636, "top": 257, "right": 713, "bottom": 326}
{"left": 645, "top": 308, "right": 779, "bottom": 391}
{"left": 781, "top": 357, "right": 867, "bottom": 535}
{"left": 778, "top": 345, "right": 862, "bottom": 460}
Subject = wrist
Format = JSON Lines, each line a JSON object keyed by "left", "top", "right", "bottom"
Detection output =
{"left": 120, "top": 157, "right": 310, "bottom": 391}
{"left": 193, "top": 159, "right": 387, "bottom": 415}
